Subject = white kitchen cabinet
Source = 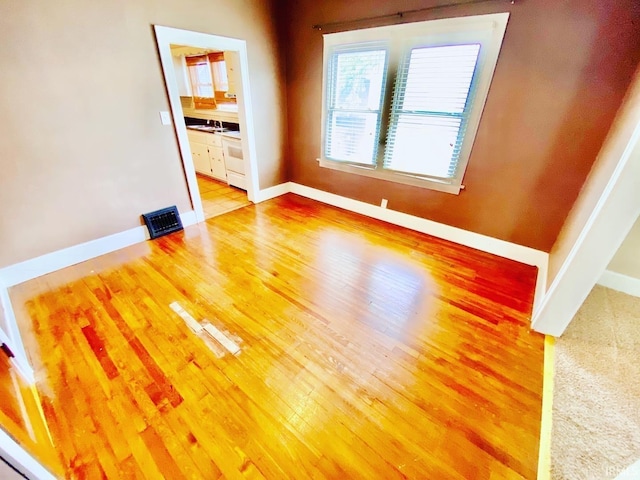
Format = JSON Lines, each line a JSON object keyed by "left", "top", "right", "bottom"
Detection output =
{"left": 208, "top": 146, "right": 227, "bottom": 180}
{"left": 187, "top": 129, "right": 227, "bottom": 181}
{"left": 190, "top": 142, "right": 211, "bottom": 176}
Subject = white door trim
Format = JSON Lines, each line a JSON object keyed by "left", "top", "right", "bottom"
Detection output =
{"left": 153, "top": 26, "right": 261, "bottom": 222}
{"left": 531, "top": 120, "right": 640, "bottom": 336}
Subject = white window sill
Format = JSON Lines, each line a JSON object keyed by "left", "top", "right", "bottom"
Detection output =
{"left": 317, "top": 158, "right": 463, "bottom": 195}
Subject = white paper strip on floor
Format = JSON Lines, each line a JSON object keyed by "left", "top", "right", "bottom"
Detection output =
{"left": 202, "top": 321, "right": 241, "bottom": 355}
{"left": 197, "top": 330, "right": 226, "bottom": 358}
{"left": 169, "top": 302, "right": 203, "bottom": 333}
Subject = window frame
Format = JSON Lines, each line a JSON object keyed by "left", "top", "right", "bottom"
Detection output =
{"left": 185, "top": 52, "right": 235, "bottom": 107}
{"left": 319, "top": 13, "right": 510, "bottom": 194}
{"left": 324, "top": 43, "right": 389, "bottom": 166}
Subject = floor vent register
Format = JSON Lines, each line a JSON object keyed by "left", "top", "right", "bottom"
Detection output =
{"left": 142, "top": 205, "right": 183, "bottom": 239}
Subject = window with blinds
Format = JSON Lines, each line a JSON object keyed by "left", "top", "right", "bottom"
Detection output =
{"left": 384, "top": 44, "right": 480, "bottom": 179}
{"left": 325, "top": 46, "right": 388, "bottom": 165}
{"left": 185, "top": 52, "right": 233, "bottom": 108}
{"left": 186, "top": 55, "right": 214, "bottom": 96}
{"left": 320, "top": 14, "right": 509, "bottom": 194}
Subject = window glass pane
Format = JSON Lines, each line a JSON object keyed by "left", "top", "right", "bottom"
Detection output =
{"left": 332, "top": 50, "right": 386, "bottom": 110}
{"left": 195, "top": 64, "right": 211, "bottom": 83}
{"left": 188, "top": 62, "right": 214, "bottom": 98}
{"left": 401, "top": 44, "right": 480, "bottom": 113}
{"left": 211, "top": 60, "right": 229, "bottom": 92}
{"left": 325, "top": 47, "right": 387, "bottom": 165}
{"left": 387, "top": 114, "right": 461, "bottom": 178}
{"left": 385, "top": 43, "right": 480, "bottom": 179}
{"left": 327, "top": 111, "right": 379, "bottom": 164}
{"left": 196, "top": 85, "right": 214, "bottom": 97}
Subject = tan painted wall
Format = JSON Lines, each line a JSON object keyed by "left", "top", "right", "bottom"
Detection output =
{"left": 607, "top": 216, "right": 640, "bottom": 280}
{"left": 0, "top": 0, "right": 287, "bottom": 268}
{"left": 547, "top": 65, "right": 640, "bottom": 284}
{"left": 281, "top": 0, "right": 640, "bottom": 252}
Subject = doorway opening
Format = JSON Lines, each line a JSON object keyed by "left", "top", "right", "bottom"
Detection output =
{"left": 154, "top": 26, "right": 260, "bottom": 224}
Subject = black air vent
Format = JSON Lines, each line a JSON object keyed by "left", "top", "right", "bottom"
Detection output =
{"left": 142, "top": 206, "right": 183, "bottom": 239}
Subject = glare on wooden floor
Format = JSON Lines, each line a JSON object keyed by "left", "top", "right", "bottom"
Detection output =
{"left": 9, "top": 194, "right": 544, "bottom": 479}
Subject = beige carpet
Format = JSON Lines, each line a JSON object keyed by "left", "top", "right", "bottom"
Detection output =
{"left": 551, "top": 285, "right": 640, "bottom": 479}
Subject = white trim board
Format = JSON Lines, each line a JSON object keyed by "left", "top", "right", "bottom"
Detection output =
{"left": 254, "top": 182, "right": 292, "bottom": 203}
{"left": 0, "top": 210, "right": 196, "bottom": 288}
{"left": 598, "top": 270, "right": 640, "bottom": 298}
{"left": 288, "top": 183, "right": 549, "bottom": 311}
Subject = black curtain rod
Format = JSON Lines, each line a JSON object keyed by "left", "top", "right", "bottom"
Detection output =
{"left": 312, "top": 0, "right": 514, "bottom": 31}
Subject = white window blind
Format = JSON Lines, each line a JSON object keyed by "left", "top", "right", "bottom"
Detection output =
{"left": 384, "top": 44, "right": 481, "bottom": 180}
{"left": 325, "top": 45, "right": 387, "bottom": 165}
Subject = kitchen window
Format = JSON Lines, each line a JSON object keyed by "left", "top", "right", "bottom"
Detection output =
{"left": 320, "top": 13, "right": 509, "bottom": 194}
{"left": 186, "top": 52, "right": 233, "bottom": 108}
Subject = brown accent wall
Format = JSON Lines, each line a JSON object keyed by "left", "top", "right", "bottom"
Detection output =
{"left": 0, "top": 0, "right": 287, "bottom": 268}
{"left": 282, "top": 0, "right": 640, "bottom": 252}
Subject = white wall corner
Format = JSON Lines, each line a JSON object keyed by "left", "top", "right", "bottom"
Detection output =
{"left": 254, "top": 182, "right": 293, "bottom": 203}
{"left": 532, "top": 119, "right": 640, "bottom": 337}
{"left": 598, "top": 270, "right": 640, "bottom": 298}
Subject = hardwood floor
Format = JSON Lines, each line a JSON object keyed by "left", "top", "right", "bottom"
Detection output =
{"left": 197, "top": 174, "right": 250, "bottom": 219}
{"left": 10, "top": 194, "right": 544, "bottom": 479}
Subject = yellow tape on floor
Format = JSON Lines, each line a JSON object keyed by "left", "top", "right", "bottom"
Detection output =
{"left": 537, "top": 335, "right": 556, "bottom": 480}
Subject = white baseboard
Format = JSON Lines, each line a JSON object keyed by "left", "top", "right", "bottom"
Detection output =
{"left": 0, "top": 210, "right": 196, "bottom": 288}
{"left": 254, "top": 182, "right": 292, "bottom": 203}
{"left": 288, "top": 183, "right": 549, "bottom": 311}
{"left": 180, "top": 210, "right": 198, "bottom": 228}
{"left": 598, "top": 269, "right": 640, "bottom": 297}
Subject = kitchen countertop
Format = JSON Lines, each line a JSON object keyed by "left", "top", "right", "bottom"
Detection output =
{"left": 220, "top": 131, "right": 241, "bottom": 140}
{"left": 186, "top": 125, "right": 241, "bottom": 139}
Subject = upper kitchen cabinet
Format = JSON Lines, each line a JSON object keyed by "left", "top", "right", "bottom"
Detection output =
{"left": 223, "top": 51, "right": 239, "bottom": 98}
{"left": 169, "top": 44, "right": 239, "bottom": 120}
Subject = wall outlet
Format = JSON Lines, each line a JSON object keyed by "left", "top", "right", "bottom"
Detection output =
{"left": 159, "top": 111, "right": 172, "bottom": 125}
{"left": 381, "top": 198, "right": 388, "bottom": 209}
